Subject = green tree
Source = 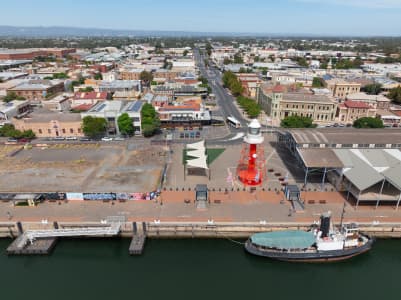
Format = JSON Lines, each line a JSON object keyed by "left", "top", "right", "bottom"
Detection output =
{"left": 222, "top": 71, "right": 236, "bottom": 87}
{"left": 222, "top": 71, "right": 244, "bottom": 96}
{"left": 140, "top": 71, "right": 154, "bottom": 87}
{"left": 141, "top": 103, "right": 160, "bottom": 137}
{"left": 117, "top": 113, "right": 134, "bottom": 137}
{"left": 183, "top": 50, "right": 189, "bottom": 56}
{"left": 237, "top": 96, "right": 261, "bottom": 118}
{"left": 3, "top": 91, "right": 25, "bottom": 103}
{"left": 223, "top": 58, "right": 232, "bottom": 65}
{"left": 281, "top": 116, "right": 316, "bottom": 128}
{"left": 233, "top": 54, "right": 243, "bottom": 64}
{"left": 230, "top": 80, "right": 244, "bottom": 96}
{"left": 198, "top": 76, "right": 208, "bottom": 85}
{"left": 353, "top": 117, "right": 384, "bottom": 128}
{"left": 295, "top": 57, "right": 309, "bottom": 67}
{"left": 20, "top": 130, "right": 36, "bottom": 139}
{"left": 82, "top": 116, "right": 107, "bottom": 139}
{"left": 94, "top": 73, "right": 103, "bottom": 80}
{"left": 312, "top": 77, "right": 325, "bottom": 88}
{"left": 206, "top": 43, "right": 212, "bottom": 56}
{"left": 388, "top": 86, "right": 401, "bottom": 103}
{"left": 0, "top": 124, "right": 16, "bottom": 136}
{"left": 79, "top": 86, "right": 95, "bottom": 92}
{"left": 362, "top": 83, "right": 382, "bottom": 95}
{"left": 52, "top": 72, "right": 69, "bottom": 79}
{"left": 0, "top": 124, "right": 35, "bottom": 139}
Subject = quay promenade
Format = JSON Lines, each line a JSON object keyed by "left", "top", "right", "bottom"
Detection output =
{"left": 2, "top": 190, "right": 401, "bottom": 239}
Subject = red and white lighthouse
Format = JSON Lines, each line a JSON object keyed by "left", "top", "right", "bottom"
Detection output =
{"left": 237, "top": 119, "right": 266, "bottom": 186}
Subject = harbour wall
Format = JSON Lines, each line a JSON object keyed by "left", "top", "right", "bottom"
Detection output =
{"left": 2, "top": 221, "right": 401, "bottom": 239}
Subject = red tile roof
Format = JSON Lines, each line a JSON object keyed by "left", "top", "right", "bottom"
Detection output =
{"left": 272, "top": 85, "right": 285, "bottom": 93}
{"left": 71, "top": 104, "right": 94, "bottom": 111}
{"left": 159, "top": 103, "right": 200, "bottom": 111}
{"left": 74, "top": 91, "right": 108, "bottom": 100}
{"left": 344, "top": 100, "right": 370, "bottom": 109}
{"left": 392, "top": 110, "right": 401, "bottom": 117}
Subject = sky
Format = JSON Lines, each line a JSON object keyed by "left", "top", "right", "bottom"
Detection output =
{"left": 1, "top": 0, "right": 401, "bottom": 35}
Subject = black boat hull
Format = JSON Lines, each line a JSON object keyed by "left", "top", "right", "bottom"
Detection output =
{"left": 245, "top": 237, "right": 374, "bottom": 263}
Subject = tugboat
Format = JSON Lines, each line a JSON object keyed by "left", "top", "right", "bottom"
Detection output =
{"left": 245, "top": 211, "right": 374, "bottom": 262}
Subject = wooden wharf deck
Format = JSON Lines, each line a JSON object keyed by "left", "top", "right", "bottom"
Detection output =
{"left": 6, "top": 236, "right": 57, "bottom": 255}
{"left": 129, "top": 222, "right": 146, "bottom": 255}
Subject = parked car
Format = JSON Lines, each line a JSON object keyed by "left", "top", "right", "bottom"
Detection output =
{"left": 195, "top": 132, "right": 201, "bottom": 138}
{"left": 179, "top": 133, "right": 184, "bottom": 139}
{"left": 53, "top": 137, "right": 65, "bottom": 141}
{"left": 79, "top": 137, "right": 91, "bottom": 141}
{"left": 66, "top": 136, "right": 78, "bottom": 140}
{"left": 7, "top": 138, "right": 18, "bottom": 143}
{"left": 101, "top": 137, "right": 113, "bottom": 142}
{"left": 18, "top": 138, "right": 31, "bottom": 143}
{"left": 114, "top": 137, "right": 125, "bottom": 141}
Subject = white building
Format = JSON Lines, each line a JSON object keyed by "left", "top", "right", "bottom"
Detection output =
{"left": 0, "top": 100, "right": 31, "bottom": 125}
{"left": 81, "top": 100, "right": 143, "bottom": 135}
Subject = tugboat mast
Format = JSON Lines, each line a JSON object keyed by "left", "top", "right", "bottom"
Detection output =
{"left": 339, "top": 202, "right": 346, "bottom": 230}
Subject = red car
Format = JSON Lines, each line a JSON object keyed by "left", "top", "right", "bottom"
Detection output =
{"left": 18, "top": 138, "right": 31, "bottom": 143}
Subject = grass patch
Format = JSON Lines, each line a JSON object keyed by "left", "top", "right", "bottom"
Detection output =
{"left": 206, "top": 148, "right": 225, "bottom": 164}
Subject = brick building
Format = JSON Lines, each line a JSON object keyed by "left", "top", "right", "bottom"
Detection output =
{"left": 8, "top": 80, "right": 65, "bottom": 101}
{"left": 338, "top": 101, "right": 376, "bottom": 124}
{"left": 13, "top": 111, "right": 83, "bottom": 138}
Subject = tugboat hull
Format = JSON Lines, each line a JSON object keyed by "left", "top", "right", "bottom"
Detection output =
{"left": 245, "top": 238, "right": 374, "bottom": 263}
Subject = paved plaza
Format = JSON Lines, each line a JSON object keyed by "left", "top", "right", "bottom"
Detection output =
{"left": 165, "top": 133, "right": 330, "bottom": 191}
{"left": 2, "top": 190, "right": 401, "bottom": 225}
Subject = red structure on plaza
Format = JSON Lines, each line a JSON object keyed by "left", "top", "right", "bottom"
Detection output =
{"left": 237, "top": 119, "right": 266, "bottom": 186}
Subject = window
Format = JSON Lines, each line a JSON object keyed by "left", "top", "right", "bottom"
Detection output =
{"left": 70, "top": 128, "right": 74, "bottom": 134}
{"left": 48, "top": 129, "right": 51, "bottom": 134}
{"left": 78, "top": 128, "right": 81, "bottom": 133}
{"left": 38, "top": 129, "right": 42, "bottom": 134}
{"left": 62, "top": 129, "right": 66, "bottom": 134}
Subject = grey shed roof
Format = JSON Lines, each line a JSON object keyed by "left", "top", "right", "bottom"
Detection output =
{"left": 298, "top": 148, "right": 344, "bottom": 168}
{"left": 383, "top": 164, "right": 401, "bottom": 190}
{"left": 343, "top": 155, "right": 384, "bottom": 191}
{"left": 287, "top": 128, "right": 401, "bottom": 145}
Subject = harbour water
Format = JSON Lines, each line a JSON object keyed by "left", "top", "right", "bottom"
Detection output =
{"left": 1, "top": 238, "right": 401, "bottom": 300}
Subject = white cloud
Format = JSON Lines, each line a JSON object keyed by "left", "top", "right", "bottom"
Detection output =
{"left": 296, "top": 0, "right": 401, "bottom": 9}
